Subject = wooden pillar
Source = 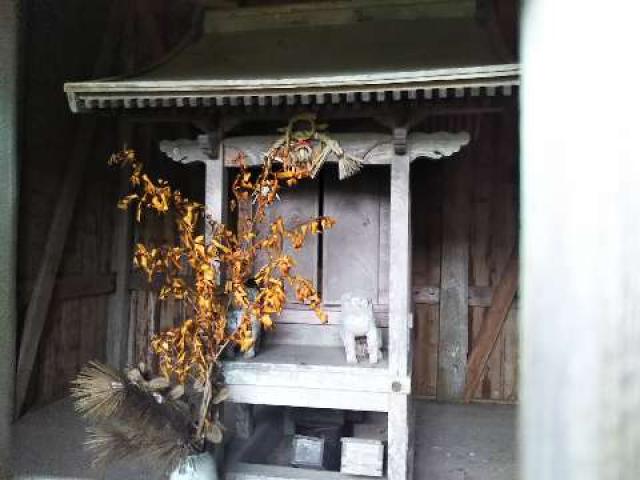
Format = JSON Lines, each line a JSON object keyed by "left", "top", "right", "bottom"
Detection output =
{"left": 437, "top": 149, "right": 470, "bottom": 401}
{"left": 388, "top": 152, "right": 413, "bottom": 480}
{"left": 389, "top": 153, "right": 412, "bottom": 378}
{"left": 0, "top": 0, "right": 18, "bottom": 465}
{"left": 388, "top": 393, "right": 414, "bottom": 480}
{"left": 521, "top": 1, "right": 640, "bottom": 479}
{"left": 207, "top": 134, "right": 227, "bottom": 227}
{"left": 107, "top": 122, "right": 133, "bottom": 369}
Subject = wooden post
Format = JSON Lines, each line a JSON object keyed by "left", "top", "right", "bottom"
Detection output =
{"left": 107, "top": 122, "right": 134, "bottom": 369}
{"left": 207, "top": 133, "right": 227, "bottom": 227}
{"left": 0, "top": 0, "right": 19, "bottom": 465}
{"left": 389, "top": 153, "right": 412, "bottom": 378}
{"left": 437, "top": 148, "right": 471, "bottom": 401}
{"left": 388, "top": 393, "right": 414, "bottom": 480}
{"left": 521, "top": 1, "right": 640, "bottom": 479}
{"left": 388, "top": 150, "right": 413, "bottom": 480}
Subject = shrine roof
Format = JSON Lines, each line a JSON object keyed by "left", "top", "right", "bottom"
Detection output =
{"left": 65, "top": 16, "right": 519, "bottom": 113}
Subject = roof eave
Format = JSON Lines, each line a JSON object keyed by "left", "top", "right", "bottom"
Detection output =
{"left": 65, "top": 63, "right": 520, "bottom": 113}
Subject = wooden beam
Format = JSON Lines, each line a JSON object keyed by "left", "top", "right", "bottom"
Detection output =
{"left": 15, "top": 0, "right": 126, "bottom": 416}
{"left": 437, "top": 149, "right": 471, "bottom": 402}
{"left": 227, "top": 462, "right": 389, "bottom": 480}
{"left": 413, "top": 285, "right": 494, "bottom": 307}
{"left": 0, "top": 0, "right": 19, "bottom": 462}
{"left": 463, "top": 250, "right": 518, "bottom": 402}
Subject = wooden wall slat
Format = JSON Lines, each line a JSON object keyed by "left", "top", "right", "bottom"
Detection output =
{"left": 470, "top": 114, "right": 503, "bottom": 400}
{"left": 465, "top": 251, "right": 518, "bottom": 401}
{"left": 410, "top": 110, "right": 519, "bottom": 403}
{"left": 59, "top": 299, "right": 81, "bottom": 399}
{"left": 411, "top": 152, "right": 443, "bottom": 398}
{"left": 27, "top": 3, "right": 200, "bottom": 408}
{"left": 484, "top": 111, "right": 518, "bottom": 401}
{"left": 501, "top": 303, "right": 518, "bottom": 401}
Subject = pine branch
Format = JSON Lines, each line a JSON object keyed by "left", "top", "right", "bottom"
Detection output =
{"left": 71, "top": 361, "right": 127, "bottom": 420}
{"left": 72, "top": 361, "right": 197, "bottom": 473}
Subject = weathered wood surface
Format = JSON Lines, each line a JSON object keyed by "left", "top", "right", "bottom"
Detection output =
{"left": 227, "top": 462, "right": 388, "bottom": 480}
{"left": 471, "top": 110, "right": 518, "bottom": 400}
{"left": 389, "top": 154, "right": 412, "bottom": 380}
{"left": 468, "top": 115, "right": 493, "bottom": 398}
{"left": 323, "top": 167, "right": 384, "bottom": 303}
{"left": 0, "top": 0, "right": 19, "bottom": 455}
{"left": 17, "top": 0, "right": 129, "bottom": 412}
{"left": 32, "top": 122, "right": 117, "bottom": 406}
{"left": 437, "top": 131, "right": 471, "bottom": 402}
{"left": 413, "top": 285, "right": 493, "bottom": 307}
{"left": 378, "top": 173, "right": 391, "bottom": 305}
{"left": 263, "top": 178, "right": 319, "bottom": 301}
{"left": 266, "top": 323, "right": 389, "bottom": 350}
{"left": 464, "top": 250, "right": 518, "bottom": 402}
{"left": 501, "top": 303, "right": 518, "bottom": 402}
{"left": 388, "top": 394, "right": 414, "bottom": 480}
{"left": 411, "top": 158, "right": 443, "bottom": 398}
{"left": 37, "top": 296, "right": 108, "bottom": 404}
{"left": 228, "top": 385, "right": 390, "bottom": 412}
{"left": 52, "top": 274, "right": 116, "bottom": 301}
{"left": 410, "top": 112, "right": 519, "bottom": 403}
{"left": 24, "top": 1, "right": 199, "bottom": 408}
{"left": 15, "top": 118, "right": 98, "bottom": 414}
{"left": 106, "top": 122, "right": 134, "bottom": 370}
{"left": 279, "top": 305, "right": 389, "bottom": 326}
{"left": 209, "top": 138, "right": 227, "bottom": 225}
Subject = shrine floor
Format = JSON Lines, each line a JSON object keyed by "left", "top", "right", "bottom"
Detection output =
{"left": 10, "top": 398, "right": 516, "bottom": 480}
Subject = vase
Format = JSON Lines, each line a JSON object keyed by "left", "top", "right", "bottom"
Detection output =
{"left": 170, "top": 451, "right": 219, "bottom": 480}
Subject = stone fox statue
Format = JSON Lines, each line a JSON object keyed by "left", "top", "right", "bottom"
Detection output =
{"left": 340, "top": 293, "right": 381, "bottom": 364}
{"left": 226, "top": 280, "right": 261, "bottom": 359}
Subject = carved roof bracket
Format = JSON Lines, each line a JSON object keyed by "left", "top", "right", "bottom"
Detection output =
{"left": 159, "top": 134, "right": 218, "bottom": 166}
{"left": 159, "top": 131, "right": 471, "bottom": 169}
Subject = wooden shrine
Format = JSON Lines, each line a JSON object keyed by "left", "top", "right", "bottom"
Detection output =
{"left": 157, "top": 130, "right": 469, "bottom": 480}
{"left": 64, "top": 2, "right": 519, "bottom": 479}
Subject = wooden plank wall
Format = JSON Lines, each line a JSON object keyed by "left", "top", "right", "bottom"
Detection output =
{"left": 31, "top": 123, "right": 202, "bottom": 405}
{"left": 33, "top": 121, "right": 118, "bottom": 405}
{"left": 412, "top": 109, "right": 519, "bottom": 403}
{"left": 23, "top": 0, "right": 198, "bottom": 407}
